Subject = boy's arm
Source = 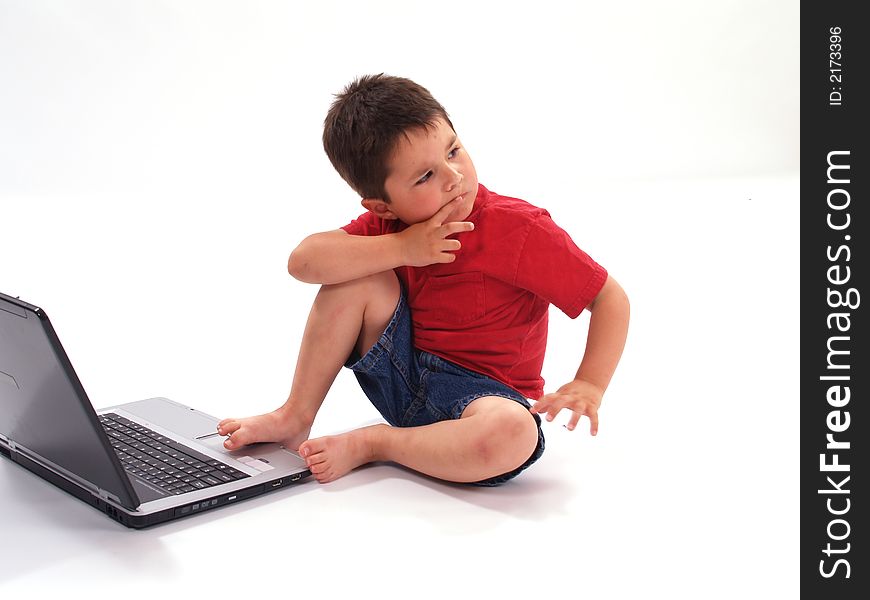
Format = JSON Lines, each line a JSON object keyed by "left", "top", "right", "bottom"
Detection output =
{"left": 288, "top": 197, "right": 474, "bottom": 285}
{"left": 288, "top": 229, "right": 404, "bottom": 285}
{"left": 531, "top": 275, "right": 630, "bottom": 435}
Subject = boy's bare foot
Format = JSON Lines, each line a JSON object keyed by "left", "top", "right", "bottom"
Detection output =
{"left": 298, "top": 425, "right": 383, "bottom": 483}
{"left": 217, "top": 406, "right": 311, "bottom": 453}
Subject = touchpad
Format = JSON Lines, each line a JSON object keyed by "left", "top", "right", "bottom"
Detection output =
{"left": 198, "top": 432, "right": 307, "bottom": 470}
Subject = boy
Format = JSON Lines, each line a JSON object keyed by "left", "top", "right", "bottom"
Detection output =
{"left": 218, "top": 74, "right": 629, "bottom": 485}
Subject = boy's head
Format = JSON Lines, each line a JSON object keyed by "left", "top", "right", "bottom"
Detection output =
{"left": 323, "top": 74, "right": 453, "bottom": 202}
{"left": 323, "top": 74, "right": 478, "bottom": 225}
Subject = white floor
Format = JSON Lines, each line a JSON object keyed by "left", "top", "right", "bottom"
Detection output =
{"left": 0, "top": 174, "right": 798, "bottom": 597}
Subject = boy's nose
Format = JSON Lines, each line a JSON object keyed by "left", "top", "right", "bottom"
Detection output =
{"left": 445, "top": 168, "right": 463, "bottom": 192}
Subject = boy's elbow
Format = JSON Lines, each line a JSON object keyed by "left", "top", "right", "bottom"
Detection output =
{"left": 288, "top": 230, "right": 349, "bottom": 284}
{"left": 287, "top": 245, "right": 315, "bottom": 282}
{"left": 287, "top": 250, "right": 301, "bottom": 278}
{"left": 610, "top": 278, "right": 629, "bottom": 309}
{"left": 590, "top": 276, "right": 629, "bottom": 313}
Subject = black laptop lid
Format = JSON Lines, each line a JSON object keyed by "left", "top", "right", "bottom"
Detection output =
{"left": 0, "top": 292, "right": 138, "bottom": 509}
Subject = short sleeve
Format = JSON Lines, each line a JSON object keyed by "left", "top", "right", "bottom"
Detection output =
{"left": 514, "top": 214, "right": 608, "bottom": 318}
{"left": 341, "top": 212, "right": 382, "bottom": 236}
{"left": 341, "top": 212, "right": 402, "bottom": 237}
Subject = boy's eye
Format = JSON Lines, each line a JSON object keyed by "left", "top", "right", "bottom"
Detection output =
{"left": 416, "top": 171, "right": 432, "bottom": 185}
{"left": 448, "top": 146, "right": 460, "bottom": 159}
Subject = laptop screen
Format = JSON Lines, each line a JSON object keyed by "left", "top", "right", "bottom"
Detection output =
{"left": 0, "top": 293, "right": 138, "bottom": 508}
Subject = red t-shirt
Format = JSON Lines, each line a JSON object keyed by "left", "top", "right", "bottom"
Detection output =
{"left": 341, "top": 184, "right": 607, "bottom": 399}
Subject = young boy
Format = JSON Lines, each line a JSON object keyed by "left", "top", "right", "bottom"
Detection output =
{"left": 218, "top": 74, "right": 629, "bottom": 485}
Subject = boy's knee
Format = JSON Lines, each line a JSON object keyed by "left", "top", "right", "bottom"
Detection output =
{"left": 319, "top": 270, "right": 399, "bottom": 306}
{"left": 342, "top": 269, "right": 397, "bottom": 294}
{"left": 466, "top": 398, "right": 539, "bottom": 473}
{"left": 362, "top": 270, "right": 400, "bottom": 300}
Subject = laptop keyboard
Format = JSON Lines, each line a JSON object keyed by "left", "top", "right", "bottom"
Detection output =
{"left": 99, "top": 412, "right": 250, "bottom": 495}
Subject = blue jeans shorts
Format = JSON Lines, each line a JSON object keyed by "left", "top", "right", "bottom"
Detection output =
{"left": 345, "top": 289, "right": 545, "bottom": 486}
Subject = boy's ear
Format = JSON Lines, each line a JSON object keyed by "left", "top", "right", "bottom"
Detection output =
{"left": 361, "top": 198, "right": 399, "bottom": 220}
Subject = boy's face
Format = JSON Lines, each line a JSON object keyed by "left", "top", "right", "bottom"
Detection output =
{"left": 363, "top": 118, "right": 478, "bottom": 225}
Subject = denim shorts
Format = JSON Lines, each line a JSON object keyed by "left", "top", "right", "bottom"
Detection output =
{"left": 345, "top": 289, "right": 545, "bottom": 486}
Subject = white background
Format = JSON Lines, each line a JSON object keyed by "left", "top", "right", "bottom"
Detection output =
{"left": 1, "top": 1, "right": 798, "bottom": 597}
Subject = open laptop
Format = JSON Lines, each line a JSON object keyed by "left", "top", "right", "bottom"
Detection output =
{"left": 0, "top": 291, "right": 310, "bottom": 528}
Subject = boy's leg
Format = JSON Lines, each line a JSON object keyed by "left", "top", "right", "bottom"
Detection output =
{"left": 299, "top": 396, "right": 540, "bottom": 484}
{"left": 217, "top": 270, "right": 401, "bottom": 451}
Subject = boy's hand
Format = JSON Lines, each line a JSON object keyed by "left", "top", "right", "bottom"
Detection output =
{"left": 398, "top": 198, "right": 475, "bottom": 267}
{"left": 531, "top": 379, "right": 603, "bottom": 435}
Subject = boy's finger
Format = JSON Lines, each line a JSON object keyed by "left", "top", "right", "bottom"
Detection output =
{"left": 566, "top": 412, "right": 581, "bottom": 431}
{"left": 530, "top": 399, "right": 549, "bottom": 414}
{"left": 443, "top": 221, "right": 475, "bottom": 236}
{"left": 443, "top": 239, "right": 461, "bottom": 252}
{"left": 589, "top": 410, "right": 599, "bottom": 436}
{"left": 431, "top": 196, "right": 463, "bottom": 224}
{"left": 533, "top": 391, "right": 560, "bottom": 406}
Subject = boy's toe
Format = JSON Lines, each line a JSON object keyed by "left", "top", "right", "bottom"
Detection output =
{"left": 316, "top": 471, "right": 335, "bottom": 484}
{"left": 298, "top": 440, "right": 314, "bottom": 458}
{"left": 217, "top": 420, "right": 241, "bottom": 436}
{"left": 304, "top": 449, "right": 327, "bottom": 464}
{"left": 300, "top": 438, "right": 326, "bottom": 455}
{"left": 223, "top": 429, "right": 250, "bottom": 450}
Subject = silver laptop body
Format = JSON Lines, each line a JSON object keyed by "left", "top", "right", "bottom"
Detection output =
{"left": 0, "top": 291, "right": 310, "bottom": 528}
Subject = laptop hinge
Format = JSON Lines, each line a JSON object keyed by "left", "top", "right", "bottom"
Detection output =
{"left": 8, "top": 440, "right": 127, "bottom": 506}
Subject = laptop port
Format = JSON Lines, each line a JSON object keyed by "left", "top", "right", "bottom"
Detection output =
{"left": 271, "top": 479, "right": 283, "bottom": 488}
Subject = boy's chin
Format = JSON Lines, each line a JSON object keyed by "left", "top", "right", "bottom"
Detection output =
{"left": 444, "top": 197, "right": 474, "bottom": 223}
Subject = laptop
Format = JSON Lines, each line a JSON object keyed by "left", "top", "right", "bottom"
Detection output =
{"left": 0, "top": 291, "right": 310, "bottom": 528}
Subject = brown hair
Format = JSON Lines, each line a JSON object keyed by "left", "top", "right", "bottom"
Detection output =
{"left": 322, "top": 74, "right": 454, "bottom": 201}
